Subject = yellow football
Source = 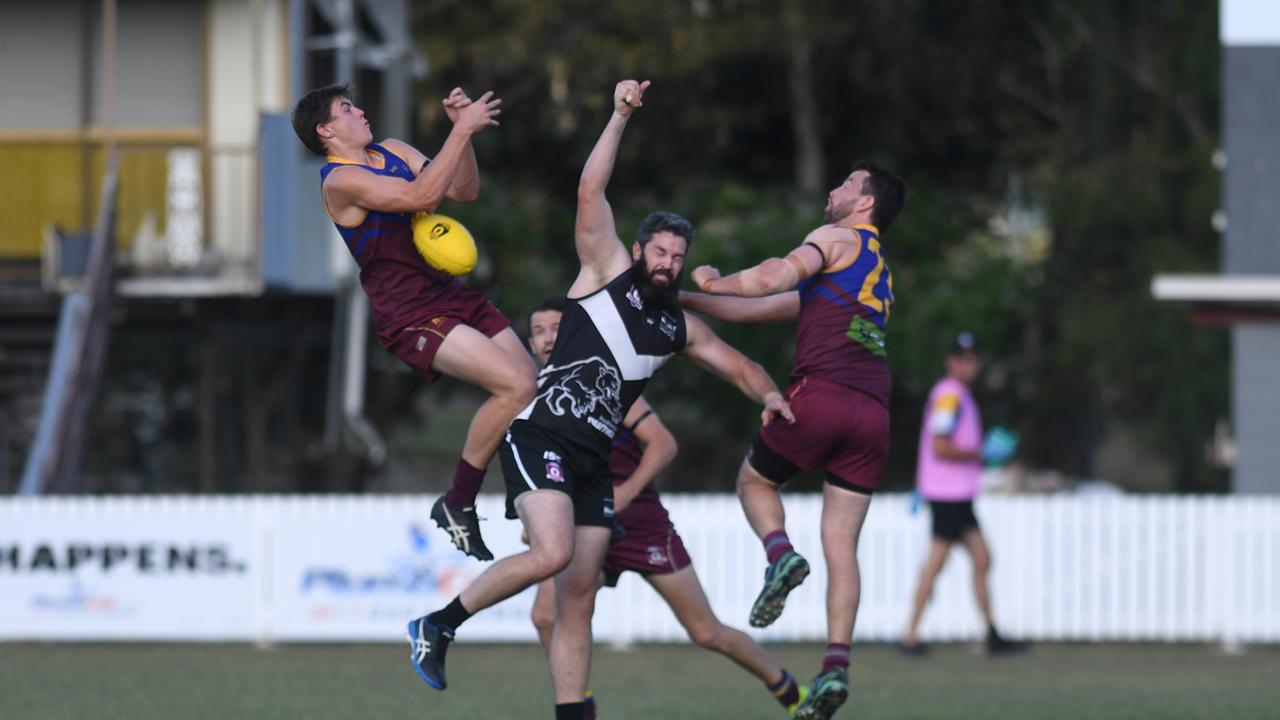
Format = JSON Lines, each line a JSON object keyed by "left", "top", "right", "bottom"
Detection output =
{"left": 412, "top": 212, "right": 478, "bottom": 276}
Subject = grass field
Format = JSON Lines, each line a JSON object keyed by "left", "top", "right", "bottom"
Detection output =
{"left": 1, "top": 641, "right": 1276, "bottom": 719}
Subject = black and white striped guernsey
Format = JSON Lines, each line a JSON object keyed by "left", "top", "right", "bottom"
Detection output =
{"left": 514, "top": 269, "right": 687, "bottom": 460}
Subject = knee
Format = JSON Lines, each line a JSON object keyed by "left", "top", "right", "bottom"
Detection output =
{"left": 687, "top": 622, "right": 723, "bottom": 651}
{"left": 530, "top": 544, "right": 572, "bottom": 580}
{"left": 498, "top": 369, "right": 536, "bottom": 407}
{"left": 974, "top": 554, "right": 991, "bottom": 576}
{"left": 556, "top": 582, "right": 599, "bottom": 618}
{"left": 530, "top": 607, "right": 555, "bottom": 637}
{"left": 932, "top": 556, "right": 949, "bottom": 575}
{"left": 511, "top": 370, "right": 537, "bottom": 406}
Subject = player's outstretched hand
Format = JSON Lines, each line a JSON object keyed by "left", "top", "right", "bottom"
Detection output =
{"left": 455, "top": 90, "right": 502, "bottom": 134}
{"left": 614, "top": 79, "right": 651, "bottom": 116}
{"left": 691, "top": 265, "right": 721, "bottom": 292}
{"left": 442, "top": 87, "right": 472, "bottom": 123}
{"left": 761, "top": 392, "right": 795, "bottom": 426}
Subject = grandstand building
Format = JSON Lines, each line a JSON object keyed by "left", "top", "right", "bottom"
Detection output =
{"left": 0, "top": 0, "right": 421, "bottom": 493}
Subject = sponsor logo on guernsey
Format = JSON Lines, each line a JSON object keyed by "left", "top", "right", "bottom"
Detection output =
{"left": 847, "top": 315, "right": 887, "bottom": 357}
{"left": 646, "top": 546, "right": 669, "bottom": 566}
{"left": 626, "top": 285, "right": 644, "bottom": 311}
{"left": 658, "top": 312, "right": 678, "bottom": 341}
{"left": 542, "top": 450, "right": 562, "bottom": 463}
{"left": 587, "top": 416, "right": 617, "bottom": 437}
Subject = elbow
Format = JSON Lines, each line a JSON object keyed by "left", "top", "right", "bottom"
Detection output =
{"left": 757, "top": 259, "right": 795, "bottom": 295}
{"left": 452, "top": 185, "right": 479, "bottom": 204}
{"left": 413, "top": 190, "right": 444, "bottom": 215}
{"left": 661, "top": 433, "right": 679, "bottom": 465}
{"left": 647, "top": 427, "right": 678, "bottom": 466}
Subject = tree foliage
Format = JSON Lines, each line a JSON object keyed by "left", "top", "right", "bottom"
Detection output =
{"left": 383, "top": 0, "right": 1227, "bottom": 491}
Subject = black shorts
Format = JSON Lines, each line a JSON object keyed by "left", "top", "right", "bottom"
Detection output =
{"left": 499, "top": 421, "right": 614, "bottom": 528}
{"left": 929, "top": 500, "right": 979, "bottom": 542}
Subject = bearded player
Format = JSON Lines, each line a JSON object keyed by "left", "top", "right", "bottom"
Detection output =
{"left": 408, "top": 80, "right": 795, "bottom": 720}
{"left": 292, "top": 84, "right": 536, "bottom": 562}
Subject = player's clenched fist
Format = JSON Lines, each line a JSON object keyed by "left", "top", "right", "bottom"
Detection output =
{"left": 691, "top": 265, "right": 721, "bottom": 292}
{"left": 614, "top": 79, "right": 651, "bottom": 116}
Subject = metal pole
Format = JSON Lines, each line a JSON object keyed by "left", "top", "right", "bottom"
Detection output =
{"left": 102, "top": 0, "right": 116, "bottom": 153}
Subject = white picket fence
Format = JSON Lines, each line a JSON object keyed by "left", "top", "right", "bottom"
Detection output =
{"left": 0, "top": 493, "right": 1276, "bottom": 644}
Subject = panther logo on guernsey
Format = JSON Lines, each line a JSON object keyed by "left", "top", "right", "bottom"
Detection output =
{"left": 536, "top": 357, "right": 623, "bottom": 435}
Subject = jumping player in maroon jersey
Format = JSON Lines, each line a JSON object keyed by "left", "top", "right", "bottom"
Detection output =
{"left": 683, "top": 162, "right": 907, "bottom": 720}
{"left": 292, "top": 84, "right": 536, "bottom": 562}
{"left": 523, "top": 296, "right": 807, "bottom": 718}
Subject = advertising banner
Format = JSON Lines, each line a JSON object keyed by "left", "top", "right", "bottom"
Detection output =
{"left": 0, "top": 498, "right": 257, "bottom": 640}
{"left": 267, "top": 495, "right": 540, "bottom": 642}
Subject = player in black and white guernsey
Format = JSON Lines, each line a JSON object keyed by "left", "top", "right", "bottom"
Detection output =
{"left": 409, "top": 80, "right": 795, "bottom": 720}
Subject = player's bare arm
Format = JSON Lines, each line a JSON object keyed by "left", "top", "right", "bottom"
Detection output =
{"left": 691, "top": 225, "right": 859, "bottom": 297}
{"left": 382, "top": 89, "right": 479, "bottom": 202}
{"left": 569, "top": 79, "right": 651, "bottom": 297}
{"left": 681, "top": 313, "right": 795, "bottom": 426}
{"left": 612, "top": 397, "right": 677, "bottom": 513}
{"left": 324, "top": 92, "right": 501, "bottom": 220}
{"left": 436, "top": 87, "right": 482, "bottom": 201}
{"left": 379, "top": 134, "right": 478, "bottom": 204}
{"left": 679, "top": 290, "right": 801, "bottom": 324}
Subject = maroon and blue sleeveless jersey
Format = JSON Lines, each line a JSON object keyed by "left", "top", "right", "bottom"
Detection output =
{"left": 320, "top": 144, "right": 461, "bottom": 342}
{"left": 792, "top": 224, "right": 893, "bottom": 406}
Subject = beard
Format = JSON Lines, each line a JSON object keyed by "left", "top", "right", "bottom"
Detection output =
{"left": 825, "top": 198, "right": 854, "bottom": 224}
{"left": 629, "top": 256, "right": 681, "bottom": 309}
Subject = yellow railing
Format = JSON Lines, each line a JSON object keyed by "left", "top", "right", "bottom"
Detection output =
{"left": 0, "top": 130, "right": 204, "bottom": 259}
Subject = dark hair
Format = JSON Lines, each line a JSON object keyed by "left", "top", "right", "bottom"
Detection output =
{"left": 532, "top": 297, "right": 568, "bottom": 316}
{"left": 850, "top": 160, "right": 907, "bottom": 231}
{"left": 291, "top": 83, "right": 351, "bottom": 156}
{"left": 528, "top": 296, "right": 566, "bottom": 327}
{"left": 635, "top": 211, "right": 694, "bottom": 250}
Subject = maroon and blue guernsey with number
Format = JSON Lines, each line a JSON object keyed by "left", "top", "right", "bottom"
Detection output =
{"left": 791, "top": 224, "right": 894, "bottom": 406}
{"left": 320, "top": 144, "right": 462, "bottom": 343}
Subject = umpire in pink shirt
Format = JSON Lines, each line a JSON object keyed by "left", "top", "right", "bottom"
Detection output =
{"left": 901, "top": 332, "right": 1026, "bottom": 655}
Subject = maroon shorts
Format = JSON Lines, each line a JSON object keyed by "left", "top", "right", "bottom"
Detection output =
{"left": 602, "top": 491, "right": 692, "bottom": 587}
{"left": 753, "top": 375, "right": 889, "bottom": 493}
{"left": 381, "top": 285, "right": 510, "bottom": 382}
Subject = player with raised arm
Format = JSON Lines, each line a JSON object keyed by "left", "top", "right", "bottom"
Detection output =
{"left": 292, "top": 84, "right": 536, "bottom": 562}
{"left": 524, "top": 297, "right": 808, "bottom": 719}
{"left": 407, "top": 80, "right": 794, "bottom": 720}
{"left": 682, "top": 161, "right": 907, "bottom": 719}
